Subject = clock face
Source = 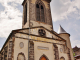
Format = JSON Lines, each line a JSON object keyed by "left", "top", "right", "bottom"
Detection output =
{"left": 19, "top": 42, "right": 24, "bottom": 48}
{"left": 38, "top": 29, "right": 46, "bottom": 36}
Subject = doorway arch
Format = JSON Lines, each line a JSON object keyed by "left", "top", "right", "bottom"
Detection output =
{"left": 39, "top": 54, "right": 49, "bottom": 60}
{"left": 60, "top": 57, "right": 65, "bottom": 60}
{"left": 17, "top": 52, "right": 25, "bottom": 60}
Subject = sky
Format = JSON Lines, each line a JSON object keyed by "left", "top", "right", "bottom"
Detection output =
{"left": 0, "top": 0, "right": 80, "bottom": 50}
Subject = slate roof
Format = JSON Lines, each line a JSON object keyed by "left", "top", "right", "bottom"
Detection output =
{"left": 58, "top": 25, "right": 67, "bottom": 34}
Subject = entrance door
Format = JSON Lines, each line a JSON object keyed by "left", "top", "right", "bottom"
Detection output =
{"left": 40, "top": 56, "right": 47, "bottom": 60}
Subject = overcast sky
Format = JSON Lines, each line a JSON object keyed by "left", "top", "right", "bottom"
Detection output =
{"left": 0, "top": 0, "right": 80, "bottom": 50}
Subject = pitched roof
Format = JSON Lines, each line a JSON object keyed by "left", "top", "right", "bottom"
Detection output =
{"left": 0, "top": 26, "right": 66, "bottom": 52}
{"left": 58, "top": 25, "right": 67, "bottom": 34}
{"left": 73, "top": 46, "right": 80, "bottom": 52}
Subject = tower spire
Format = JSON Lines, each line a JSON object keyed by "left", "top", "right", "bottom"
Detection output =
{"left": 58, "top": 25, "right": 67, "bottom": 34}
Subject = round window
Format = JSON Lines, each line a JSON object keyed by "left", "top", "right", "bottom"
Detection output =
{"left": 19, "top": 42, "right": 24, "bottom": 48}
{"left": 38, "top": 29, "right": 46, "bottom": 36}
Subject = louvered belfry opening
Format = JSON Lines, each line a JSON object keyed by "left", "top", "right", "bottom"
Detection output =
{"left": 36, "top": 0, "right": 45, "bottom": 22}
{"left": 36, "top": 4, "right": 40, "bottom": 21}
{"left": 24, "top": 3, "right": 27, "bottom": 25}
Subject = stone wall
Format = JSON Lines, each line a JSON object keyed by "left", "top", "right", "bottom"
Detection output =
{"left": 29, "top": 41, "right": 34, "bottom": 60}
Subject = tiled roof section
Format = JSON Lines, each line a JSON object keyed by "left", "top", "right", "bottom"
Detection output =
{"left": 73, "top": 46, "right": 80, "bottom": 52}
{"left": 75, "top": 54, "right": 80, "bottom": 58}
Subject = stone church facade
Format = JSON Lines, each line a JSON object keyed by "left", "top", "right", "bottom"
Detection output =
{"left": 0, "top": 0, "right": 74, "bottom": 60}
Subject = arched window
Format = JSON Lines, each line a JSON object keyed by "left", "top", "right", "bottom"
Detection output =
{"left": 24, "top": 3, "right": 27, "bottom": 25}
{"left": 17, "top": 53, "right": 25, "bottom": 60}
{"left": 36, "top": 0, "right": 45, "bottom": 22}
{"left": 36, "top": 4, "right": 40, "bottom": 21}
{"left": 41, "top": 5, "right": 45, "bottom": 22}
{"left": 60, "top": 57, "right": 65, "bottom": 60}
{"left": 39, "top": 55, "right": 49, "bottom": 60}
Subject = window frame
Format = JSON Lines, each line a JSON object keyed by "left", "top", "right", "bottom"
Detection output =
{"left": 35, "top": 0, "right": 46, "bottom": 23}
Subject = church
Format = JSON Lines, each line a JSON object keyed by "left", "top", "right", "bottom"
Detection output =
{"left": 0, "top": 0, "right": 74, "bottom": 60}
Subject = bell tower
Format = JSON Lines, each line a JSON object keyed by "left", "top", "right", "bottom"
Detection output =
{"left": 22, "top": 0, "right": 53, "bottom": 31}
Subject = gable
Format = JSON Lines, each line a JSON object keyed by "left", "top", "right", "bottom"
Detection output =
{"left": 0, "top": 26, "right": 66, "bottom": 52}
{"left": 17, "top": 26, "right": 66, "bottom": 42}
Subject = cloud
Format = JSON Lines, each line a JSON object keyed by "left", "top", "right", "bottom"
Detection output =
{"left": 71, "top": 39, "right": 80, "bottom": 48}
{"left": 51, "top": 0, "right": 80, "bottom": 22}
{"left": 0, "top": 0, "right": 80, "bottom": 48}
{"left": 53, "top": 16, "right": 80, "bottom": 48}
{"left": 0, "top": 0, "right": 23, "bottom": 4}
{"left": 0, "top": 3, "right": 5, "bottom": 12}
{"left": 0, "top": 0, "right": 23, "bottom": 38}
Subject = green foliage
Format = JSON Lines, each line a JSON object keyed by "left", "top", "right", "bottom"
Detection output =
{"left": 72, "top": 49, "right": 76, "bottom": 56}
{"left": 73, "top": 53, "right": 76, "bottom": 56}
